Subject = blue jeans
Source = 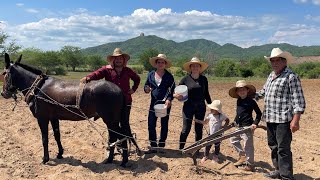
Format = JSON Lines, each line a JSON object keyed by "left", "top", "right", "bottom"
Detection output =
{"left": 148, "top": 103, "right": 171, "bottom": 147}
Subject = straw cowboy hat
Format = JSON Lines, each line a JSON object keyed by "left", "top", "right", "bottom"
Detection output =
{"left": 107, "top": 48, "right": 130, "bottom": 62}
{"left": 149, "top": 54, "right": 172, "bottom": 68}
{"left": 183, "top": 57, "right": 208, "bottom": 74}
{"left": 207, "top": 100, "right": 222, "bottom": 113}
{"left": 229, "top": 80, "right": 256, "bottom": 98}
{"left": 264, "top": 47, "right": 294, "bottom": 63}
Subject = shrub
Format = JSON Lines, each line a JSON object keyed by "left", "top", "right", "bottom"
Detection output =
{"left": 130, "top": 65, "right": 144, "bottom": 74}
{"left": 175, "top": 67, "right": 187, "bottom": 77}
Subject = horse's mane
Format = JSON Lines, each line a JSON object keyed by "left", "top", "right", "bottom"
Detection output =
{"left": 16, "top": 63, "right": 43, "bottom": 75}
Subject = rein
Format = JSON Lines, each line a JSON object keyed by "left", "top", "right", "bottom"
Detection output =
{"left": 24, "top": 75, "right": 46, "bottom": 104}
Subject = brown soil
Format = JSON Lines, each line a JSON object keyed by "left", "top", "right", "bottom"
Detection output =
{"left": 0, "top": 79, "right": 319, "bottom": 180}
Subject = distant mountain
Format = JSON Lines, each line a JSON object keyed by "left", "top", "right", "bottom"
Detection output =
{"left": 82, "top": 35, "right": 320, "bottom": 61}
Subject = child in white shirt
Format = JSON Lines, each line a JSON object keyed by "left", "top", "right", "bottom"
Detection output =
{"left": 201, "top": 100, "right": 230, "bottom": 163}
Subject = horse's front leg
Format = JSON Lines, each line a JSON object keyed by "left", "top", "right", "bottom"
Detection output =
{"left": 50, "top": 119, "right": 64, "bottom": 159}
{"left": 37, "top": 118, "right": 50, "bottom": 164}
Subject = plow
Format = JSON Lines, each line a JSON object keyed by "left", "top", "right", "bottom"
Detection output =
{"left": 181, "top": 123, "right": 267, "bottom": 166}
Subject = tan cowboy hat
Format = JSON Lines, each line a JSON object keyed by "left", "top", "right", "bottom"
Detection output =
{"left": 107, "top": 48, "right": 130, "bottom": 62}
{"left": 229, "top": 80, "right": 256, "bottom": 98}
{"left": 264, "top": 47, "right": 294, "bottom": 63}
{"left": 183, "top": 57, "right": 208, "bottom": 74}
{"left": 149, "top": 54, "right": 172, "bottom": 68}
{"left": 207, "top": 100, "right": 222, "bottom": 113}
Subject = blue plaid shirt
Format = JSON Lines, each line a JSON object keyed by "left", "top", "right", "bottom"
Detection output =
{"left": 256, "top": 67, "right": 306, "bottom": 123}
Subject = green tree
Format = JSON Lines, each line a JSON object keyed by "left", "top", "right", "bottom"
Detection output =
{"left": 40, "top": 51, "right": 62, "bottom": 73}
{"left": 19, "top": 48, "right": 43, "bottom": 67}
{"left": 213, "top": 59, "right": 238, "bottom": 77}
{"left": 86, "top": 55, "right": 105, "bottom": 71}
{"left": 138, "top": 48, "right": 159, "bottom": 72}
{"left": 60, "top": 46, "right": 83, "bottom": 71}
{"left": 0, "top": 31, "right": 21, "bottom": 58}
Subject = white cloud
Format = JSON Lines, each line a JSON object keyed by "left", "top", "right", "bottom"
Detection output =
{"left": 269, "top": 24, "right": 320, "bottom": 45}
{"left": 16, "top": 3, "right": 24, "bottom": 7}
{"left": 293, "top": 0, "right": 320, "bottom": 5}
{"left": 4, "top": 8, "right": 320, "bottom": 50}
{"left": 312, "top": 0, "right": 320, "bottom": 5}
{"left": 25, "top": 8, "right": 39, "bottom": 13}
{"left": 0, "top": 21, "right": 7, "bottom": 30}
{"left": 305, "top": 14, "right": 320, "bottom": 22}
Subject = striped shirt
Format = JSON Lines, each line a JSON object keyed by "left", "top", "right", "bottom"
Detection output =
{"left": 256, "top": 67, "right": 306, "bottom": 123}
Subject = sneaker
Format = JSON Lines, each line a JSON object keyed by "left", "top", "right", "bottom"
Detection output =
{"left": 264, "top": 170, "right": 281, "bottom": 179}
{"left": 234, "top": 155, "right": 247, "bottom": 166}
{"left": 200, "top": 156, "right": 208, "bottom": 164}
{"left": 242, "top": 164, "right": 254, "bottom": 172}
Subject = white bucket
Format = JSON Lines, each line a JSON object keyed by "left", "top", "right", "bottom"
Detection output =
{"left": 174, "top": 85, "right": 188, "bottom": 102}
{"left": 154, "top": 104, "right": 167, "bottom": 118}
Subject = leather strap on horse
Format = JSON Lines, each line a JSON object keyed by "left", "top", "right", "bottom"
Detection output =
{"left": 25, "top": 75, "right": 46, "bottom": 104}
{"left": 76, "top": 82, "right": 86, "bottom": 109}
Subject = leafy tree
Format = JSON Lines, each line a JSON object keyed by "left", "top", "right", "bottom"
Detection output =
{"left": 0, "top": 31, "right": 21, "bottom": 65}
{"left": 60, "top": 46, "right": 83, "bottom": 71}
{"left": 0, "top": 31, "right": 21, "bottom": 69}
{"left": 40, "top": 51, "right": 62, "bottom": 72}
{"left": 138, "top": 48, "right": 159, "bottom": 72}
{"left": 19, "top": 48, "right": 43, "bottom": 67}
{"left": 86, "top": 55, "right": 105, "bottom": 71}
{"left": 213, "top": 59, "right": 238, "bottom": 77}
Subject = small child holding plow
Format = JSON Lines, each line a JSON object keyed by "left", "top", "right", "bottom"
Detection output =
{"left": 199, "top": 100, "right": 230, "bottom": 164}
{"left": 228, "top": 80, "right": 262, "bottom": 172}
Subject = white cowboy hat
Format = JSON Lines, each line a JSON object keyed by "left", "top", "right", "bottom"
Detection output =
{"left": 207, "top": 100, "right": 222, "bottom": 113}
{"left": 183, "top": 57, "right": 208, "bottom": 74}
{"left": 107, "top": 48, "right": 130, "bottom": 62}
{"left": 149, "top": 54, "right": 172, "bottom": 68}
{"left": 229, "top": 80, "right": 256, "bottom": 98}
{"left": 264, "top": 47, "right": 294, "bottom": 63}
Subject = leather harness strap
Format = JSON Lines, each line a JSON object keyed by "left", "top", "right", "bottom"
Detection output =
{"left": 25, "top": 75, "right": 46, "bottom": 104}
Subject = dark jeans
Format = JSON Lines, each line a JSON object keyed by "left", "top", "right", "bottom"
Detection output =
{"left": 267, "top": 122, "right": 294, "bottom": 180}
{"left": 179, "top": 101, "right": 206, "bottom": 149}
{"left": 204, "top": 142, "right": 221, "bottom": 157}
{"left": 148, "top": 102, "right": 171, "bottom": 147}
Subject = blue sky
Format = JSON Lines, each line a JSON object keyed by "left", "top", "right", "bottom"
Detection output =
{"left": 1, "top": 0, "right": 320, "bottom": 50}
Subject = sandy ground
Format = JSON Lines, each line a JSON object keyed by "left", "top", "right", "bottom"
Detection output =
{"left": 0, "top": 79, "right": 319, "bottom": 180}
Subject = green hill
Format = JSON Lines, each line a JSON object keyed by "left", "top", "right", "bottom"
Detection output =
{"left": 82, "top": 35, "right": 320, "bottom": 61}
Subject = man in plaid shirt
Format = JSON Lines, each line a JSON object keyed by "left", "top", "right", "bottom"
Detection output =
{"left": 256, "top": 48, "right": 306, "bottom": 180}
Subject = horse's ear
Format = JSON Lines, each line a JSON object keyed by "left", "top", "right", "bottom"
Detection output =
{"left": 16, "top": 54, "right": 22, "bottom": 63}
{"left": 4, "top": 53, "right": 10, "bottom": 69}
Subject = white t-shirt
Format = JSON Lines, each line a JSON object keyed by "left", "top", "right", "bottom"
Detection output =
{"left": 207, "top": 113, "right": 228, "bottom": 135}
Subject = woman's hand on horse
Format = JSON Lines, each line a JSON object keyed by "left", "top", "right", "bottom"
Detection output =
{"left": 80, "top": 77, "right": 90, "bottom": 83}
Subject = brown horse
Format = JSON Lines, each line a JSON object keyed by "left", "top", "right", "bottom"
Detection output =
{"left": 1, "top": 53, "right": 132, "bottom": 167}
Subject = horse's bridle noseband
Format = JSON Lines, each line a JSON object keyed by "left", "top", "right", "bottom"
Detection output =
{"left": 1, "top": 68, "right": 18, "bottom": 99}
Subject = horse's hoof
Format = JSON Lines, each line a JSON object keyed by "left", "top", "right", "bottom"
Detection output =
{"left": 120, "top": 162, "right": 128, "bottom": 168}
{"left": 57, "top": 154, "right": 63, "bottom": 159}
{"left": 102, "top": 158, "right": 113, "bottom": 164}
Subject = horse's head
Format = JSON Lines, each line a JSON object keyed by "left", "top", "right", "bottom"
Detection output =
{"left": 1, "top": 53, "right": 22, "bottom": 99}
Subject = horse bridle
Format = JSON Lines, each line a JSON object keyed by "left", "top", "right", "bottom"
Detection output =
{"left": 1, "top": 67, "right": 18, "bottom": 99}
